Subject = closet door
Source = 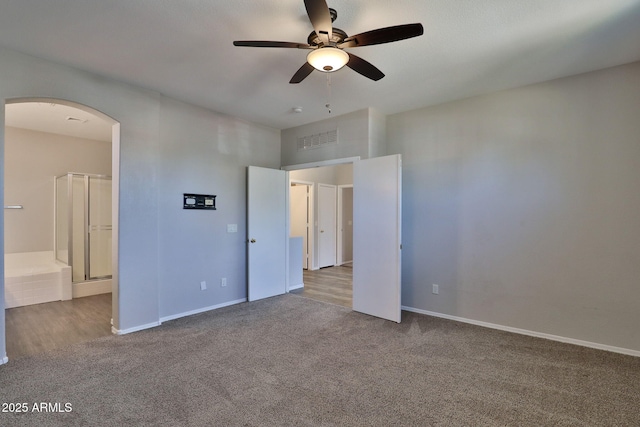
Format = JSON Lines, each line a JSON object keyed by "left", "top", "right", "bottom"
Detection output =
{"left": 318, "top": 184, "right": 337, "bottom": 268}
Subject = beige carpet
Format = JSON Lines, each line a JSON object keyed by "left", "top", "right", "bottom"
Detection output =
{"left": 1, "top": 294, "right": 638, "bottom": 426}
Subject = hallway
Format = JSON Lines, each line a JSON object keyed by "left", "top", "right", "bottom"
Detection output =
{"left": 291, "top": 265, "right": 352, "bottom": 308}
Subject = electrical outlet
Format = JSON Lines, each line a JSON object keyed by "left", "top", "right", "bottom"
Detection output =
{"left": 200, "top": 281, "right": 207, "bottom": 291}
{"left": 432, "top": 284, "right": 439, "bottom": 295}
{"left": 221, "top": 277, "right": 227, "bottom": 287}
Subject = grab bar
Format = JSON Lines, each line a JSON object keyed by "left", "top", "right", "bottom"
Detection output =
{"left": 4, "top": 205, "right": 23, "bottom": 209}
{"left": 89, "top": 225, "right": 112, "bottom": 231}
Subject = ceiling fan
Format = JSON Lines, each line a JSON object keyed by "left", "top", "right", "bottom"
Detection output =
{"left": 233, "top": 0, "right": 424, "bottom": 84}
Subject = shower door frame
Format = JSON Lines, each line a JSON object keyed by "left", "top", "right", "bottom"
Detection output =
{"left": 55, "top": 172, "right": 113, "bottom": 283}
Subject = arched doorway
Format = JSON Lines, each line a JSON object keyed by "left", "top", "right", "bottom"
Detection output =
{"left": 2, "top": 98, "right": 120, "bottom": 360}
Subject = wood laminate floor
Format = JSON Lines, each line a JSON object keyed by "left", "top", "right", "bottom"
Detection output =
{"left": 6, "top": 269, "right": 350, "bottom": 360}
{"left": 5, "top": 293, "right": 112, "bottom": 360}
{"left": 291, "top": 264, "right": 352, "bottom": 308}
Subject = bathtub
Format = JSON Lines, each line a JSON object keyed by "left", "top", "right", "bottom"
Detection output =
{"left": 4, "top": 251, "right": 72, "bottom": 309}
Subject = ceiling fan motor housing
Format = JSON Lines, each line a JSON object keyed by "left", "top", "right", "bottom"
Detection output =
{"left": 307, "top": 27, "right": 347, "bottom": 47}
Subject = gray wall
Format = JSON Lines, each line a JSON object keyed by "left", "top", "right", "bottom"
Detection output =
{"left": 0, "top": 46, "right": 280, "bottom": 362}
{"left": 368, "top": 108, "right": 387, "bottom": 159}
{"left": 157, "top": 97, "right": 279, "bottom": 319}
{"left": 281, "top": 107, "right": 385, "bottom": 167}
{"left": 388, "top": 61, "right": 640, "bottom": 352}
{"left": 0, "top": 96, "right": 4, "bottom": 362}
{"left": 4, "top": 126, "right": 111, "bottom": 253}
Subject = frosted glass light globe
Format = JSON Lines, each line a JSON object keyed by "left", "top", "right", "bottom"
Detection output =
{"left": 307, "top": 47, "right": 349, "bottom": 72}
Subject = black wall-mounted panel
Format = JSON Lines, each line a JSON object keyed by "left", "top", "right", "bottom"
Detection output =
{"left": 183, "top": 194, "right": 216, "bottom": 210}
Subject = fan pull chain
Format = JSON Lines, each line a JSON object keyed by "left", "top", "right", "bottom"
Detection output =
{"left": 325, "top": 73, "right": 332, "bottom": 114}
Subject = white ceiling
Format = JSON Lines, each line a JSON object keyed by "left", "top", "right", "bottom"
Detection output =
{"left": 1, "top": 0, "right": 639, "bottom": 130}
{"left": 5, "top": 102, "right": 112, "bottom": 142}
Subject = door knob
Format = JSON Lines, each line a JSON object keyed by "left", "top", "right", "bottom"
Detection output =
{"left": 250, "top": 238, "right": 256, "bottom": 243}
{"left": 320, "top": 230, "right": 324, "bottom": 233}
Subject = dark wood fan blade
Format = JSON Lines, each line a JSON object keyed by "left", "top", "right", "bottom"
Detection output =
{"left": 338, "top": 23, "right": 424, "bottom": 48}
{"left": 289, "top": 62, "right": 315, "bottom": 84}
{"left": 233, "top": 40, "right": 312, "bottom": 49}
{"left": 304, "top": 0, "right": 332, "bottom": 45}
{"left": 346, "top": 53, "right": 384, "bottom": 81}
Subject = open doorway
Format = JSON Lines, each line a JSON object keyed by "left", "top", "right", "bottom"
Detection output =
{"left": 290, "top": 180, "right": 313, "bottom": 271}
{"left": 248, "top": 154, "right": 401, "bottom": 322}
{"left": 288, "top": 162, "right": 353, "bottom": 307}
{"left": 3, "top": 100, "right": 116, "bottom": 359}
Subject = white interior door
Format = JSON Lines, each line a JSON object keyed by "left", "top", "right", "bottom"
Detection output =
{"left": 290, "top": 184, "right": 309, "bottom": 269}
{"left": 318, "top": 184, "right": 337, "bottom": 268}
{"left": 248, "top": 166, "right": 287, "bottom": 301}
{"left": 353, "top": 154, "right": 402, "bottom": 322}
{"left": 337, "top": 185, "right": 353, "bottom": 265}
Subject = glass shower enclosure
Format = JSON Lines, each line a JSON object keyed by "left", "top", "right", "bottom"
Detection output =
{"left": 55, "top": 173, "right": 112, "bottom": 283}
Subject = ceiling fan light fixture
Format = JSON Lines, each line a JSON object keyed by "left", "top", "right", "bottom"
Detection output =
{"left": 307, "top": 47, "right": 349, "bottom": 72}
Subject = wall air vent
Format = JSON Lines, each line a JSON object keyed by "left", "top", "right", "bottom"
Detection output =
{"left": 297, "top": 129, "right": 338, "bottom": 151}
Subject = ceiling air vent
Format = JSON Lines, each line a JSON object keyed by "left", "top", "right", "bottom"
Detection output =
{"left": 66, "top": 116, "right": 88, "bottom": 123}
{"left": 297, "top": 129, "right": 338, "bottom": 151}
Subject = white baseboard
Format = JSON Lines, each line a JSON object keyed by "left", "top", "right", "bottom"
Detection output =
{"left": 111, "top": 321, "right": 161, "bottom": 335}
{"left": 288, "top": 283, "right": 304, "bottom": 291}
{"left": 111, "top": 299, "right": 247, "bottom": 335}
{"left": 1, "top": 355, "right": 8, "bottom": 365}
{"left": 402, "top": 306, "right": 640, "bottom": 358}
{"left": 73, "top": 279, "right": 112, "bottom": 298}
{"left": 159, "top": 298, "right": 246, "bottom": 323}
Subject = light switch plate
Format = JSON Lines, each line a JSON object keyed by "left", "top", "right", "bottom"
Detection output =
{"left": 227, "top": 224, "right": 238, "bottom": 233}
